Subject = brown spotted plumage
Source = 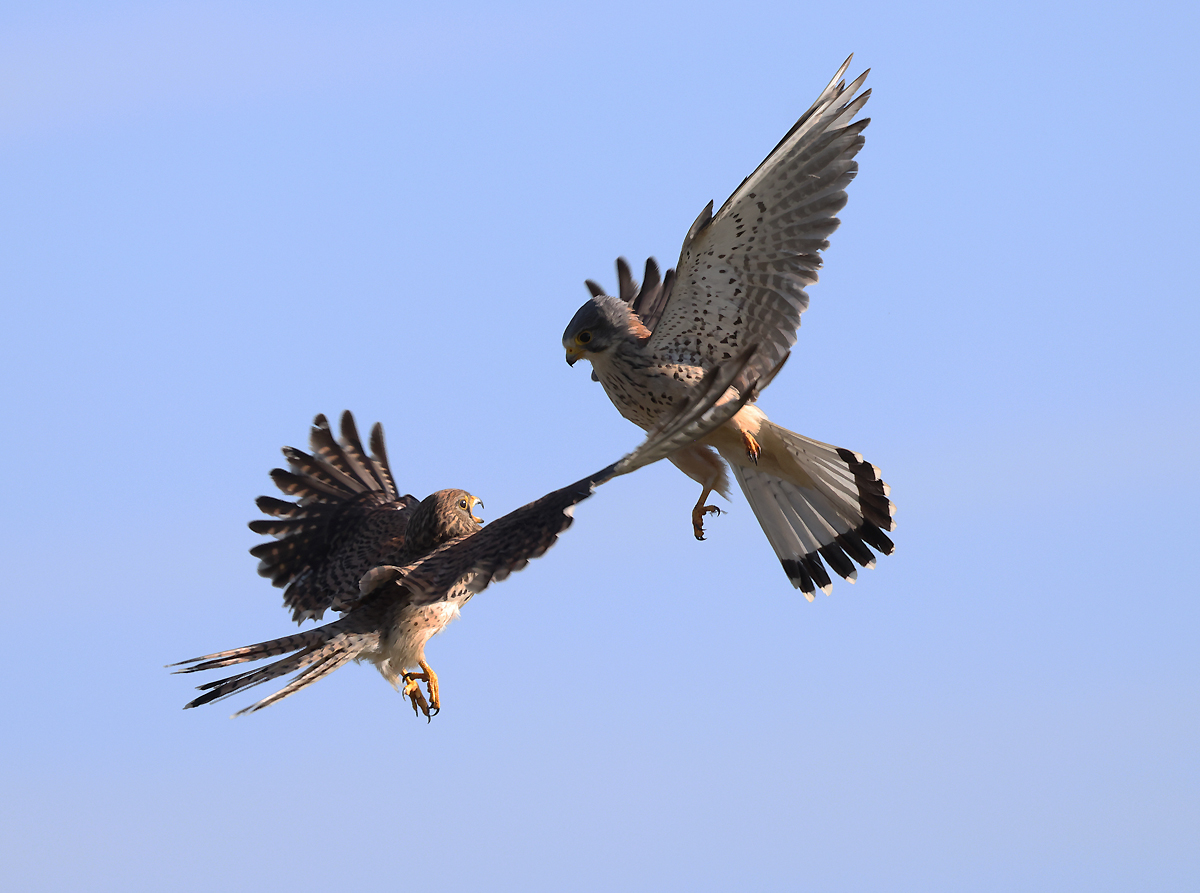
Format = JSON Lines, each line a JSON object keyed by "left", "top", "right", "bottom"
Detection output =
{"left": 562, "top": 57, "right": 896, "bottom": 599}
{"left": 248, "top": 411, "right": 428, "bottom": 623}
{"left": 173, "top": 350, "right": 769, "bottom": 717}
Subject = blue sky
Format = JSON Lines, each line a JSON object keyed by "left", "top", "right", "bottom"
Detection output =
{"left": 2, "top": 2, "right": 1197, "bottom": 890}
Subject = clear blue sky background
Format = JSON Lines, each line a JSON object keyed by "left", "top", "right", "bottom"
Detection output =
{"left": 2, "top": 2, "right": 1197, "bottom": 890}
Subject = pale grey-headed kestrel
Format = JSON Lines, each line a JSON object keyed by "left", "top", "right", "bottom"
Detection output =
{"left": 562, "top": 56, "right": 895, "bottom": 599}
{"left": 172, "top": 349, "right": 772, "bottom": 717}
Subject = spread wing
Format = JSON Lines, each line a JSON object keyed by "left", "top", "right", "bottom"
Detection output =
{"left": 248, "top": 411, "right": 420, "bottom": 622}
{"left": 172, "top": 351, "right": 769, "bottom": 715}
{"left": 644, "top": 56, "right": 870, "bottom": 385}
{"left": 391, "top": 347, "right": 772, "bottom": 604}
{"left": 586, "top": 256, "right": 676, "bottom": 338}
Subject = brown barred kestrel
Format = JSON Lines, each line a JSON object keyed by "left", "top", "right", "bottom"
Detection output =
{"left": 173, "top": 350, "right": 766, "bottom": 717}
{"left": 562, "top": 56, "right": 895, "bottom": 598}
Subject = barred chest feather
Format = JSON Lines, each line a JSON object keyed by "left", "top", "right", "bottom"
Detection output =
{"left": 371, "top": 587, "right": 472, "bottom": 681}
{"left": 591, "top": 342, "right": 708, "bottom": 431}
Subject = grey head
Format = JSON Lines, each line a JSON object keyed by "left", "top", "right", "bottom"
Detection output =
{"left": 562, "top": 295, "right": 639, "bottom": 366}
{"left": 406, "top": 488, "right": 484, "bottom": 555}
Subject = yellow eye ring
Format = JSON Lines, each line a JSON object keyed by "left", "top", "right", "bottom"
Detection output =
{"left": 577, "top": 331, "right": 592, "bottom": 344}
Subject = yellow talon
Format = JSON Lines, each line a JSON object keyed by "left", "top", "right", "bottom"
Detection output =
{"left": 401, "top": 664, "right": 440, "bottom": 722}
{"left": 742, "top": 431, "right": 761, "bottom": 465}
{"left": 419, "top": 660, "right": 440, "bottom": 715}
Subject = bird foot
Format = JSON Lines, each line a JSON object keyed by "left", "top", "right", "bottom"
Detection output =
{"left": 401, "top": 662, "right": 440, "bottom": 721}
{"left": 401, "top": 673, "right": 432, "bottom": 720}
{"left": 742, "top": 431, "right": 761, "bottom": 465}
{"left": 691, "top": 503, "right": 722, "bottom": 541}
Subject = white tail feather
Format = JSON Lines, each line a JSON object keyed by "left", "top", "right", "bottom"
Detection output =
{"left": 727, "top": 421, "right": 894, "bottom": 596}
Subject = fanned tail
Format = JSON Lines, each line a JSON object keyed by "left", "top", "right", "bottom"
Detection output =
{"left": 728, "top": 421, "right": 895, "bottom": 599}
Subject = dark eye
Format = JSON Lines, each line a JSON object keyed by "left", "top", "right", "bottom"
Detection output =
{"left": 578, "top": 331, "right": 592, "bottom": 344}
{"left": 458, "top": 499, "right": 468, "bottom": 509}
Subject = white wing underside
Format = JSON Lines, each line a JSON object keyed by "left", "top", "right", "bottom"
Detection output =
{"left": 645, "top": 57, "right": 871, "bottom": 386}
{"left": 577, "top": 58, "right": 893, "bottom": 597}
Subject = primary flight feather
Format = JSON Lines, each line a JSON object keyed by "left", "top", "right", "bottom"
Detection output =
{"left": 173, "top": 349, "right": 769, "bottom": 716}
{"left": 562, "top": 55, "right": 895, "bottom": 598}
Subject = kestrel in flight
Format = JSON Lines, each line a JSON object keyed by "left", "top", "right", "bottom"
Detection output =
{"left": 562, "top": 56, "right": 895, "bottom": 598}
{"left": 173, "top": 350, "right": 768, "bottom": 717}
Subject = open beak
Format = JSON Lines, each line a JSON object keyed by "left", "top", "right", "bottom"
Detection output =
{"left": 470, "top": 497, "right": 485, "bottom": 525}
{"left": 565, "top": 347, "right": 582, "bottom": 366}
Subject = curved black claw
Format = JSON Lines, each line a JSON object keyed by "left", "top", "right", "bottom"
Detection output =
{"left": 692, "top": 504, "right": 723, "bottom": 540}
{"left": 743, "top": 432, "right": 761, "bottom": 465}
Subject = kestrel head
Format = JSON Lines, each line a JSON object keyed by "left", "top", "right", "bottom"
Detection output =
{"left": 562, "top": 296, "right": 641, "bottom": 366}
{"left": 407, "top": 488, "right": 484, "bottom": 553}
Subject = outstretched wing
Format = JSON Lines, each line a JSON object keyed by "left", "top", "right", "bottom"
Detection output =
{"left": 644, "top": 56, "right": 870, "bottom": 386}
{"left": 173, "top": 351, "right": 766, "bottom": 715}
{"left": 248, "top": 411, "right": 419, "bottom": 622}
{"left": 396, "top": 347, "right": 771, "bottom": 602}
{"left": 586, "top": 256, "right": 677, "bottom": 337}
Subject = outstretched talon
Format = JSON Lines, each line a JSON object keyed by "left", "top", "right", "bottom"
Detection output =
{"left": 742, "top": 431, "right": 761, "bottom": 465}
{"left": 402, "top": 672, "right": 432, "bottom": 720}
{"left": 691, "top": 502, "right": 722, "bottom": 540}
{"left": 418, "top": 660, "right": 440, "bottom": 716}
{"left": 401, "top": 663, "right": 440, "bottom": 722}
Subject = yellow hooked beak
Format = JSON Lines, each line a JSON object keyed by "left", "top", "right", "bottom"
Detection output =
{"left": 565, "top": 346, "right": 584, "bottom": 366}
{"left": 470, "top": 496, "right": 485, "bottom": 525}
